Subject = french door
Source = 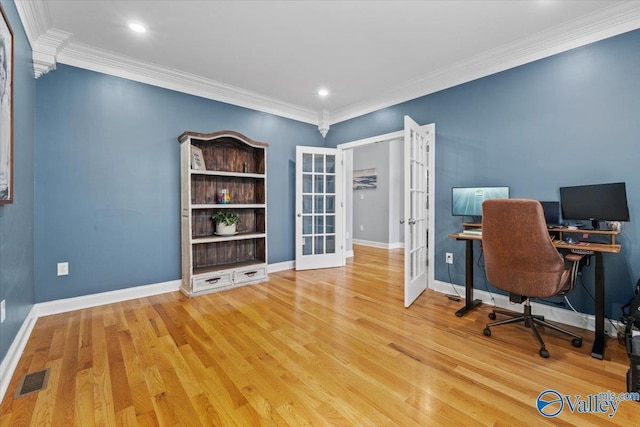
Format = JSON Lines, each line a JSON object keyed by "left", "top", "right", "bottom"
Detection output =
{"left": 403, "top": 116, "right": 432, "bottom": 307}
{"left": 295, "top": 147, "right": 344, "bottom": 270}
{"left": 295, "top": 117, "right": 434, "bottom": 306}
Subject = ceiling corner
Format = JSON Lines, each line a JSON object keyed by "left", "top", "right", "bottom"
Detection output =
{"left": 14, "top": 0, "right": 71, "bottom": 78}
{"left": 331, "top": 1, "right": 640, "bottom": 125}
{"left": 14, "top": 0, "right": 51, "bottom": 45}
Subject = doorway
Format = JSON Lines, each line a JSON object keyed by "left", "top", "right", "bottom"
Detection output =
{"left": 337, "top": 120, "right": 435, "bottom": 307}
{"left": 343, "top": 137, "right": 404, "bottom": 255}
{"left": 294, "top": 118, "right": 435, "bottom": 307}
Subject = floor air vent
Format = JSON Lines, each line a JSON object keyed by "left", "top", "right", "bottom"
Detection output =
{"left": 14, "top": 368, "right": 50, "bottom": 398}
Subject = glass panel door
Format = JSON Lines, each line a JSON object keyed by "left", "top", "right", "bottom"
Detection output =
{"left": 296, "top": 147, "right": 343, "bottom": 270}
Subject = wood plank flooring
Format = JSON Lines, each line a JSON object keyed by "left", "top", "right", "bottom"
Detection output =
{"left": 1, "top": 245, "right": 639, "bottom": 426}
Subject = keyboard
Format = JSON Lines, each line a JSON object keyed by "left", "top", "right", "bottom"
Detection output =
{"left": 462, "top": 229, "right": 482, "bottom": 236}
{"left": 571, "top": 249, "right": 594, "bottom": 255}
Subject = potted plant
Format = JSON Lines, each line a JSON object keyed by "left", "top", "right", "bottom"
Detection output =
{"left": 212, "top": 211, "right": 239, "bottom": 236}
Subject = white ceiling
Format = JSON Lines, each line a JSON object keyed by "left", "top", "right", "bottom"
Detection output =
{"left": 15, "top": 1, "right": 640, "bottom": 127}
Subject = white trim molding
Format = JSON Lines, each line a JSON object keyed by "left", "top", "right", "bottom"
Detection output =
{"left": 0, "top": 279, "right": 179, "bottom": 403}
{"left": 431, "top": 280, "right": 621, "bottom": 338}
{"left": 31, "top": 28, "right": 71, "bottom": 78}
{"left": 0, "top": 271, "right": 615, "bottom": 402}
{"left": 57, "top": 42, "right": 318, "bottom": 125}
{"left": 0, "top": 306, "right": 38, "bottom": 404}
{"left": 352, "top": 239, "right": 403, "bottom": 250}
{"left": 35, "top": 280, "right": 181, "bottom": 317}
{"left": 15, "top": 1, "right": 640, "bottom": 126}
{"left": 14, "top": 1, "right": 71, "bottom": 78}
{"left": 268, "top": 260, "right": 295, "bottom": 273}
{"left": 14, "top": 0, "right": 51, "bottom": 45}
{"left": 0, "top": 261, "right": 299, "bottom": 401}
{"left": 331, "top": 2, "right": 640, "bottom": 124}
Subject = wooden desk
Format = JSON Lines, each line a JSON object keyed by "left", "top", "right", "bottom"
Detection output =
{"left": 448, "top": 226, "right": 621, "bottom": 360}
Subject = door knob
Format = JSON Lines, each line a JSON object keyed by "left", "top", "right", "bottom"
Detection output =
{"left": 400, "top": 219, "right": 405, "bottom": 224}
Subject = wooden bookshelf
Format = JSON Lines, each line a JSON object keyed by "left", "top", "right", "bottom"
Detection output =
{"left": 178, "top": 130, "right": 269, "bottom": 296}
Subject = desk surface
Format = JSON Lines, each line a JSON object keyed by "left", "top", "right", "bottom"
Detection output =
{"left": 447, "top": 232, "right": 621, "bottom": 254}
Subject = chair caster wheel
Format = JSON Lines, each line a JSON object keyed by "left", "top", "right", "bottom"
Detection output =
{"left": 572, "top": 338, "right": 582, "bottom": 348}
{"left": 488, "top": 312, "right": 496, "bottom": 320}
{"left": 483, "top": 328, "right": 491, "bottom": 337}
{"left": 540, "top": 348, "right": 550, "bottom": 358}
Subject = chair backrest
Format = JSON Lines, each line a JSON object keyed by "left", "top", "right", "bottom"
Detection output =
{"left": 482, "top": 199, "right": 565, "bottom": 298}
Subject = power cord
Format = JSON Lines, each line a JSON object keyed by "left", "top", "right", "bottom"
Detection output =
{"left": 563, "top": 295, "right": 590, "bottom": 324}
{"left": 477, "top": 250, "right": 497, "bottom": 306}
{"left": 446, "top": 262, "right": 462, "bottom": 301}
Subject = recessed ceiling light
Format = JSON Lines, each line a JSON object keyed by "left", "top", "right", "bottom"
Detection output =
{"left": 128, "top": 22, "right": 147, "bottom": 33}
{"left": 318, "top": 88, "right": 329, "bottom": 97}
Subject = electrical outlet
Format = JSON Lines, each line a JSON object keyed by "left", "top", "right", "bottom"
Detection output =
{"left": 1, "top": 299, "right": 5, "bottom": 323}
{"left": 57, "top": 262, "right": 69, "bottom": 276}
{"left": 360, "top": 225, "right": 364, "bottom": 231}
{"left": 446, "top": 253, "right": 454, "bottom": 264}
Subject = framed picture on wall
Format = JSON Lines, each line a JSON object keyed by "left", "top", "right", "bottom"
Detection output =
{"left": 190, "top": 145, "right": 206, "bottom": 170}
{"left": 0, "top": 4, "right": 13, "bottom": 204}
{"left": 353, "top": 168, "right": 377, "bottom": 190}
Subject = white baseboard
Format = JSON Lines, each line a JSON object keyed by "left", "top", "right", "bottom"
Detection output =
{"left": 2, "top": 274, "right": 613, "bottom": 403}
{"left": 353, "top": 239, "right": 403, "bottom": 250}
{"left": 268, "top": 260, "right": 295, "bottom": 273}
{"left": 36, "top": 280, "right": 181, "bottom": 317}
{"left": 0, "top": 306, "right": 38, "bottom": 403}
{"left": 0, "top": 279, "right": 181, "bottom": 403}
{"left": 431, "top": 280, "right": 620, "bottom": 337}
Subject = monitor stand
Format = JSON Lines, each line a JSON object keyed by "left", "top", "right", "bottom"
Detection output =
{"left": 591, "top": 220, "right": 600, "bottom": 230}
{"left": 580, "top": 220, "right": 602, "bottom": 230}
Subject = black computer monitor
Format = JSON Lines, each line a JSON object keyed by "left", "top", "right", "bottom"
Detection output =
{"left": 559, "top": 182, "right": 630, "bottom": 229}
{"left": 540, "top": 201, "right": 560, "bottom": 226}
{"left": 452, "top": 186, "right": 509, "bottom": 218}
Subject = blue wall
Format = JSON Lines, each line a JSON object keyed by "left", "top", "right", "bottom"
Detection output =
{"left": 29, "top": 24, "right": 640, "bottom": 319}
{"left": 0, "top": 0, "right": 35, "bottom": 362}
{"left": 34, "top": 66, "right": 324, "bottom": 302}
{"left": 326, "top": 29, "right": 640, "bottom": 318}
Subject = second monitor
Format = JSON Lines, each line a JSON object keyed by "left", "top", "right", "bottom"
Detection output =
{"left": 452, "top": 186, "right": 510, "bottom": 218}
{"left": 540, "top": 201, "right": 561, "bottom": 227}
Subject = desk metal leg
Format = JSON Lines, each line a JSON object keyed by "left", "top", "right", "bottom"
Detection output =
{"left": 455, "top": 239, "right": 483, "bottom": 317}
{"left": 591, "top": 252, "right": 605, "bottom": 359}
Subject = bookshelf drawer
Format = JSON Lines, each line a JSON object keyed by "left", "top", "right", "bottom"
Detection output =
{"left": 193, "top": 272, "right": 233, "bottom": 292}
{"left": 233, "top": 266, "right": 267, "bottom": 285}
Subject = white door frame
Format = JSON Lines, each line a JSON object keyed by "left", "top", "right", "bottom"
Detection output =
{"left": 295, "top": 146, "right": 344, "bottom": 270}
{"left": 337, "top": 125, "right": 436, "bottom": 291}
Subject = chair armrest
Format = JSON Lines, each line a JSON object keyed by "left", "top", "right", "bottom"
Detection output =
{"left": 560, "top": 253, "right": 585, "bottom": 295}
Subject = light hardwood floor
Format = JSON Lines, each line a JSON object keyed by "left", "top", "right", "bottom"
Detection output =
{"left": 1, "top": 245, "right": 639, "bottom": 426}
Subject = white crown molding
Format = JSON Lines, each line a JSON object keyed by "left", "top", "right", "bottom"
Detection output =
{"left": 31, "top": 28, "right": 72, "bottom": 78}
{"left": 56, "top": 41, "right": 318, "bottom": 124}
{"left": 13, "top": 0, "right": 316, "bottom": 123}
{"left": 15, "top": 1, "right": 640, "bottom": 125}
{"left": 331, "top": 2, "right": 640, "bottom": 124}
{"left": 13, "top": 0, "right": 50, "bottom": 46}
{"left": 14, "top": 0, "right": 71, "bottom": 78}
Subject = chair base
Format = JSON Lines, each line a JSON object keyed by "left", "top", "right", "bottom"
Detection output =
{"left": 483, "top": 302, "right": 583, "bottom": 358}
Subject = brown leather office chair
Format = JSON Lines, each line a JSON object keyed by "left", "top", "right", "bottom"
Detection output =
{"left": 481, "top": 199, "right": 584, "bottom": 358}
